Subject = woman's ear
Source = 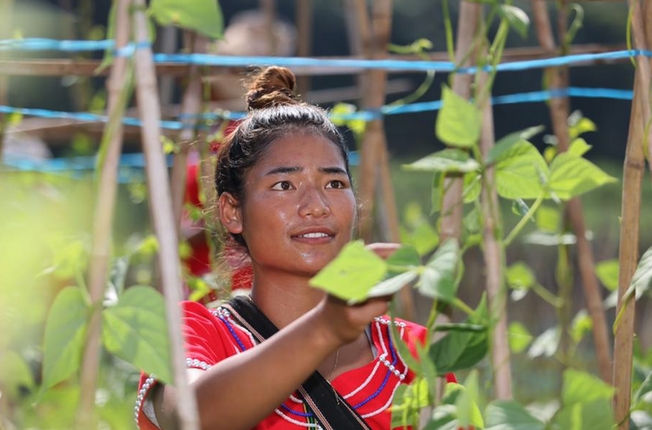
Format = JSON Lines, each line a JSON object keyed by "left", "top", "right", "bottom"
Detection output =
{"left": 218, "top": 192, "right": 243, "bottom": 235}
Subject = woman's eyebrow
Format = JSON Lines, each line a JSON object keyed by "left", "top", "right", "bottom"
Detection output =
{"left": 265, "top": 166, "right": 301, "bottom": 176}
{"left": 320, "top": 167, "right": 348, "bottom": 175}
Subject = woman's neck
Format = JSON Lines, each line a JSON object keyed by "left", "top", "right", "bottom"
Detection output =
{"left": 249, "top": 272, "right": 325, "bottom": 329}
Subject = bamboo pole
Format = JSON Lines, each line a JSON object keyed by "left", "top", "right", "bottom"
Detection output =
{"left": 440, "top": 1, "right": 480, "bottom": 243}
{"left": 75, "top": 0, "right": 131, "bottom": 427}
{"left": 295, "top": 0, "right": 312, "bottom": 97}
{"left": 613, "top": 0, "right": 651, "bottom": 427}
{"left": 477, "top": 64, "right": 513, "bottom": 400}
{"left": 354, "top": 0, "right": 415, "bottom": 320}
{"left": 171, "top": 33, "right": 206, "bottom": 235}
{"left": 531, "top": 0, "right": 613, "bottom": 384}
{"left": 0, "top": 0, "right": 14, "bottom": 162}
{"left": 132, "top": 1, "right": 199, "bottom": 429}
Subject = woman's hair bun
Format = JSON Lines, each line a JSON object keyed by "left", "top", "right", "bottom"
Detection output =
{"left": 245, "top": 66, "right": 299, "bottom": 111}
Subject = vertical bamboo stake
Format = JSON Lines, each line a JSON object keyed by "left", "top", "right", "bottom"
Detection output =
{"left": 295, "top": 0, "right": 312, "bottom": 97}
{"left": 613, "top": 1, "right": 651, "bottom": 427}
{"left": 0, "top": 0, "right": 14, "bottom": 162}
{"left": 260, "top": 0, "right": 277, "bottom": 58}
{"left": 75, "top": 0, "right": 131, "bottom": 427}
{"left": 440, "top": 1, "right": 480, "bottom": 243}
{"left": 531, "top": 0, "right": 613, "bottom": 384}
{"left": 477, "top": 68, "right": 513, "bottom": 400}
{"left": 171, "top": 33, "right": 206, "bottom": 233}
{"left": 354, "top": 0, "right": 414, "bottom": 320}
{"left": 132, "top": 1, "right": 199, "bottom": 429}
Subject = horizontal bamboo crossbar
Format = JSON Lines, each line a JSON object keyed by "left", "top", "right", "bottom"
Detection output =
{"left": 0, "top": 44, "right": 626, "bottom": 76}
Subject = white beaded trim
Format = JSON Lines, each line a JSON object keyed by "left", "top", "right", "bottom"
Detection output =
{"left": 186, "top": 358, "right": 212, "bottom": 371}
{"left": 274, "top": 408, "right": 322, "bottom": 429}
{"left": 134, "top": 374, "right": 157, "bottom": 425}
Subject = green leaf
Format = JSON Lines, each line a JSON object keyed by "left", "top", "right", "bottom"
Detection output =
{"left": 403, "top": 148, "right": 480, "bottom": 173}
{"left": 402, "top": 223, "right": 440, "bottom": 257}
{"left": 42, "top": 287, "right": 89, "bottom": 389}
{"left": 495, "top": 140, "right": 549, "bottom": 199}
{"left": 506, "top": 262, "right": 536, "bottom": 290}
{"left": 418, "top": 240, "right": 459, "bottom": 302}
{"left": 0, "top": 351, "right": 36, "bottom": 398}
{"left": 386, "top": 244, "right": 421, "bottom": 269}
{"left": 463, "top": 172, "right": 482, "bottom": 203}
{"left": 570, "top": 310, "right": 593, "bottom": 344}
{"left": 391, "top": 377, "right": 430, "bottom": 429}
{"left": 528, "top": 326, "right": 559, "bottom": 358}
{"left": 568, "top": 114, "right": 597, "bottom": 139}
{"left": 595, "top": 259, "right": 619, "bottom": 291}
{"left": 499, "top": 5, "right": 530, "bottom": 39}
{"left": 634, "top": 369, "right": 652, "bottom": 407}
{"left": 102, "top": 286, "right": 172, "bottom": 384}
{"left": 330, "top": 103, "right": 366, "bottom": 136}
{"left": 555, "top": 369, "right": 614, "bottom": 430}
{"left": 149, "top": 0, "right": 224, "bottom": 39}
{"left": 429, "top": 298, "right": 488, "bottom": 374}
{"left": 535, "top": 205, "right": 561, "bottom": 233}
{"left": 367, "top": 270, "right": 419, "bottom": 299}
{"left": 568, "top": 138, "right": 592, "bottom": 157}
{"left": 563, "top": 368, "right": 614, "bottom": 405}
{"left": 456, "top": 371, "right": 485, "bottom": 429}
{"left": 623, "top": 246, "right": 652, "bottom": 301}
{"left": 487, "top": 126, "right": 545, "bottom": 165}
{"left": 310, "top": 241, "right": 387, "bottom": 303}
{"left": 436, "top": 86, "right": 482, "bottom": 148}
{"left": 485, "top": 400, "right": 546, "bottom": 430}
{"left": 508, "top": 322, "right": 533, "bottom": 354}
{"left": 547, "top": 153, "right": 617, "bottom": 200}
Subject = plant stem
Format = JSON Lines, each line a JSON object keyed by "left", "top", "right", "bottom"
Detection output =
{"left": 503, "top": 192, "right": 545, "bottom": 246}
{"left": 530, "top": 283, "right": 563, "bottom": 308}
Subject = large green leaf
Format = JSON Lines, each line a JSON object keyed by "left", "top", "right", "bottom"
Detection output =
{"left": 499, "top": 5, "right": 530, "bottom": 38}
{"left": 403, "top": 149, "right": 480, "bottom": 173}
{"left": 428, "top": 298, "right": 488, "bottom": 374}
{"left": 42, "top": 287, "right": 89, "bottom": 389}
{"left": 495, "top": 140, "right": 549, "bottom": 199}
{"left": 508, "top": 322, "right": 533, "bottom": 354}
{"left": 386, "top": 244, "right": 421, "bottom": 269}
{"left": 367, "top": 271, "right": 419, "bottom": 299}
{"left": 554, "top": 369, "right": 614, "bottom": 430}
{"left": 487, "top": 126, "right": 544, "bottom": 165}
{"left": 436, "top": 86, "right": 481, "bottom": 148}
{"left": 102, "top": 286, "right": 172, "bottom": 384}
{"left": 485, "top": 400, "right": 546, "bottom": 430}
{"left": 623, "top": 246, "right": 652, "bottom": 300}
{"left": 149, "top": 0, "right": 224, "bottom": 39}
{"left": 310, "top": 240, "right": 387, "bottom": 303}
{"left": 595, "top": 259, "right": 619, "bottom": 291}
{"left": 417, "top": 240, "right": 459, "bottom": 302}
{"left": 547, "top": 153, "right": 617, "bottom": 200}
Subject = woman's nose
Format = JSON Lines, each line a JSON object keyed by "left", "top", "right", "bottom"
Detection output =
{"left": 298, "top": 187, "right": 331, "bottom": 218}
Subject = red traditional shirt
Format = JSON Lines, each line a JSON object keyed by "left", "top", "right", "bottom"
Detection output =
{"left": 135, "top": 301, "right": 457, "bottom": 430}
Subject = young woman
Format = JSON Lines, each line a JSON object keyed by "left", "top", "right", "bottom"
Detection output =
{"left": 135, "top": 66, "right": 451, "bottom": 430}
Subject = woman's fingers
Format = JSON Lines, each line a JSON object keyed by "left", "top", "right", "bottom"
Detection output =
{"left": 366, "top": 242, "right": 401, "bottom": 260}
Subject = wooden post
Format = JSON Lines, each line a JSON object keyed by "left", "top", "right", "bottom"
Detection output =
{"left": 613, "top": 1, "right": 651, "bottom": 428}
{"left": 0, "top": 0, "right": 14, "bottom": 162}
{"left": 295, "top": 0, "right": 312, "bottom": 97}
{"left": 440, "top": 1, "right": 480, "bottom": 243}
{"left": 353, "top": 0, "right": 414, "bottom": 320}
{"left": 132, "top": 1, "right": 199, "bottom": 429}
{"left": 531, "top": 0, "right": 613, "bottom": 384}
{"left": 170, "top": 33, "right": 206, "bottom": 234}
{"left": 75, "top": 0, "right": 131, "bottom": 427}
{"left": 477, "top": 63, "right": 513, "bottom": 400}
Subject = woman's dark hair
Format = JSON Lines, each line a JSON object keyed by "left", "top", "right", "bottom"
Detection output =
{"left": 215, "top": 66, "right": 350, "bottom": 247}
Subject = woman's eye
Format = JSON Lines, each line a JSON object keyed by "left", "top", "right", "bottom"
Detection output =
{"left": 326, "top": 180, "right": 346, "bottom": 189}
{"left": 272, "top": 181, "right": 292, "bottom": 191}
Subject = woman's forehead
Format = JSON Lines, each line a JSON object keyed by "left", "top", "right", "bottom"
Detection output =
{"left": 258, "top": 132, "right": 347, "bottom": 167}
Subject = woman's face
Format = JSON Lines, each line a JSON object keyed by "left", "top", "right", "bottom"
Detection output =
{"left": 222, "top": 132, "right": 356, "bottom": 278}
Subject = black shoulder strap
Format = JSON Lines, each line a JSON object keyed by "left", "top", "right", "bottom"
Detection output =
{"left": 223, "top": 295, "right": 370, "bottom": 430}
